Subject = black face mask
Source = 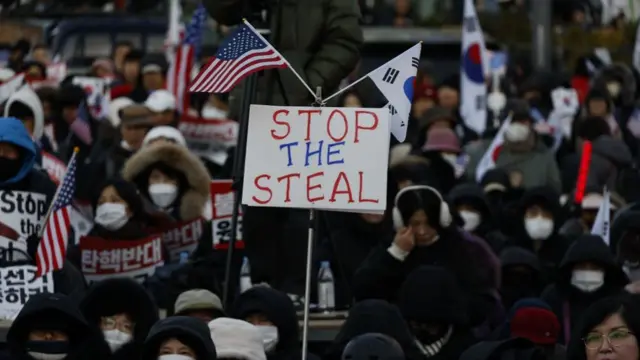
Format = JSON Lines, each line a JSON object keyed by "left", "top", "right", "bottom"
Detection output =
{"left": 25, "top": 340, "right": 69, "bottom": 359}
{"left": 0, "top": 157, "right": 23, "bottom": 182}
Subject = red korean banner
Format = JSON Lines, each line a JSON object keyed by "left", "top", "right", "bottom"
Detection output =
{"left": 79, "top": 235, "right": 164, "bottom": 284}
{"left": 210, "top": 180, "right": 243, "bottom": 249}
{"left": 179, "top": 114, "right": 238, "bottom": 165}
{"left": 154, "top": 218, "right": 204, "bottom": 262}
{"left": 41, "top": 152, "right": 66, "bottom": 184}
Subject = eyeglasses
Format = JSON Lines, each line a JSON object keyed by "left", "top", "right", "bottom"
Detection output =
{"left": 583, "top": 329, "right": 635, "bottom": 349}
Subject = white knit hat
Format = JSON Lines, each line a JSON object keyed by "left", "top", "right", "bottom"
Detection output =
{"left": 142, "top": 126, "right": 187, "bottom": 147}
{"left": 209, "top": 318, "right": 266, "bottom": 360}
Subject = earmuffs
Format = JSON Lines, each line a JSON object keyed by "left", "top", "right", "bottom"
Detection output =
{"left": 392, "top": 185, "right": 452, "bottom": 230}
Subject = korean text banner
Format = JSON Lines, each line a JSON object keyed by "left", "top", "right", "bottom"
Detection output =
{"left": 179, "top": 114, "right": 238, "bottom": 166}
{"left": 210, "top": 180, "right": 243, "bottom": 249}
{"left": 156, "top": 218, "right": 204, "bottom": 262}
{"left": 0, "top": 191, "right": 48, "bottom": 260}
{"left": 242, "top": 105, "right": 389, "bottom": 212}
{"left": 0, "top": 265, "right": 54, "bottom": 320}
{"left": 80, "top": 235, "right": 164, "bottom": 284}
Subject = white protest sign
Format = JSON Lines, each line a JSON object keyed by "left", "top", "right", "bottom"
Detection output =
{"left": 242, "top": 105, "right": 389, "bottom": 211}
{"left": 0, "top": 265, "right": 55, "bottom": 320}
{"left": 0, "top": 191, "right": 48, "bottom": 260}
{"left": 179, "top": 114, "right": 238, "bottom": 165}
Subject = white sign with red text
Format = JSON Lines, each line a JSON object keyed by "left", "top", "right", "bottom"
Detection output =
{"left": 179, "top": 115, "right": 238, "bottom": 165}
{"left": 210, "top": 180, "right": 243, "bottom": 250}
{"left": 80, "top": 235, "right": 164, "bottom": 284}
{"left": 242, "top": 105, "right": 389, "bottom": 211}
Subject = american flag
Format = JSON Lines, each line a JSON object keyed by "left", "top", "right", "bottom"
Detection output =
{"left": 189, "top": 22, "right": 287, "bottom": 93}
{"left": 167, "top": 3, "right": 207, "bottom": 113}
{"left": 36, "top": 152, "right": 77, "bottom": 277}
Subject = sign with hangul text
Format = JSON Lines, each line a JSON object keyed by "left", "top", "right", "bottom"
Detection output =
{"left": 41, "top": 152, "right": 66, "bottom": 184}
{"left": 179, "top": 114, "right": 238, "bottom": 165}
{"left": 210, "top": 180, "right": 243, "bottom": 249}
{"left": 156, "top": 218, "right": 204, "bottom": 262}
{"left": 79, "top": 235, "right": 164, "bottom": 284}
{"left": 72, "top": 76, "right": 109, "bottom": 119}
{"left": 242, "top": 105, "right": 389, "bottom": 211}
{"left": 0, "top": 265, "right": 54, "bottom": 320}
{"left": 0, "top": 191, "right": 48, "bottom": 261}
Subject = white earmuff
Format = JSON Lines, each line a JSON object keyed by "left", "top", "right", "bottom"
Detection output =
{"left": 392, "top": 185, "right": 452, "bottom": 230}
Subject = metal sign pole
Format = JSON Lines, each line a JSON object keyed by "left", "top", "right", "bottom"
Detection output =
{"left": 222, "top": 71, "right": 259, "bottom": 308}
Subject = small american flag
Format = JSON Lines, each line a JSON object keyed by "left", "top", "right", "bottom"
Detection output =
{"left": 189, "top": 22, "right": 287, "bottom": 93}
{"left": 36, "top": 151, "right": 77, "bottom": 277}
{"left": 167, "top": 3, "right": 207, "bottom": 113}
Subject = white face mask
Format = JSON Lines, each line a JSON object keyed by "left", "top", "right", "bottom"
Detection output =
{"left": 257, "top": 325, "right": 279, "bottom": 352}
{"left": 158, "top": 355, "right": 194, "bottom": 360}
{"left": 459, "top": 210, "right": 481, "bottom": 232}
{"left": 95, "top": 203, "right": 129, "bottom": 231}
{"left": 103, "top": 329, "right": 132, "bottom": 352}
{"left": 524, "top": 216, "right": 554, "bottom": 240}
{"left": 606, "top": 82, "right": 621, "bottom": 97}
{"left": 149, "top": 183, "right": 178, "bottom": 208}
{"left": 505, "top": 122, "right": 530, "bottom": 142}
{"left": 28, "top": 353, "right": 67, "bottom": 360}
{"left": 571, "top": 269, "right": 605, "bottom": 292}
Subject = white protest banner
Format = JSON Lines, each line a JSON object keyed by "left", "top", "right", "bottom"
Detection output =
{"left": 72, "top": 76, "right": 110, "bottom": 119}
{"left": 179, "top": 114, "right": 238, "bottom": 165}
{"left": 242, "top": 105, "right": 389, "bottom": 211}
{"left": 80, "top": 235, "right": 164, "bottom": 284}
{"left": 28, "top": 63, "right": 68, "bottom": 90}
{"left": 0, "top": 191, "right": 48, "bottom": 259}
{"left": 0, "top": 264, "right": 55, "bottom": 320}
{"left": 210, "top": 180, "right": 243, "bottom": 249}
{"left": 156, "top": 218, "right": 204, "bottom": 262}
{"left": 41, "top": 151, "right": 66, "bottom": 184}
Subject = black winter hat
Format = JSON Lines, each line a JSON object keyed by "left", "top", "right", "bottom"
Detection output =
{"left": 397, "top": 266, "right": 468, "bottom": 325}
{"left": 342, "top": 333, "right": 404, "bottom": 360}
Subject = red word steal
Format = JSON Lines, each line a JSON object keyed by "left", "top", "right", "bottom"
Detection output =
{"left": 251, "top": 171, "right": 379, "bottom": 205}
{"left": 270, "top": 109, "right": 379, "bottom": 143}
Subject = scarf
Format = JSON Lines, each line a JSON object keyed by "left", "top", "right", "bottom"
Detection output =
{"left": 414, "top": 326, "right": 454, "bottom": 357}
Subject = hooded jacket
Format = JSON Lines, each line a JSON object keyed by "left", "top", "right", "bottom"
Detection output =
{"left": 6, "top": 293, "right": 111, "bottom": 360}
{"left": 541, "top": 234, "right": 629, "bottom": 344}
{"left": 324, "top": 300, "right": 423, "bottom": 360}
{"left": 448, "top": 183, "right": 508, "bottom": 253}
{"left": 610, "top": 202, "right": 640, "bottom": 257}
{"left": 122, "top": 142, "right": 211, "bottom": 222}
{"left": 398, "top": 266, "right": 478, "bottom": 360}
{"left": 499, "top": 247, "right": 542, "bottom": 308}
{"left": 3, "top": 85, "right": 44, "bottom": 141}
{"left": 80, "top": 278, "right": 160, "bottom": 360}
{"left": 142, "top": 317, "right": 216, "bottom": 360}
{"left": 232, "top": 287, "right": 309, "bottom": 360}
{"left": 504, "top": 186, "right": 571, "bottom": 283}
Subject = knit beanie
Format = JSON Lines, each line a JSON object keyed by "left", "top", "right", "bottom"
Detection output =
{"left": 209, "top": 318, "right": 266, "bottom": 360}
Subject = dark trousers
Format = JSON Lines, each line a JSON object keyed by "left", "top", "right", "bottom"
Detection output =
{"left": 243, "top": 206, "right": 310, "bottom": 295}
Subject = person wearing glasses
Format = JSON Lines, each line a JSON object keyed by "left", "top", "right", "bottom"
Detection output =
{"left": 567, "top": 295, "right": 640, "bottom": 360}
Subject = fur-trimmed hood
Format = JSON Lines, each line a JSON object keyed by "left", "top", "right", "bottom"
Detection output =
{"left": 122, "top": 143, "right": 211, "bottom": 221}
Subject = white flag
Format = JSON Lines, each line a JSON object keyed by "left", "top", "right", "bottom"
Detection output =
{"left": 475, "top": 116, "right": 511, "bottom": 183}
{"left": 369, "top": 43, "right": 422, "bottom": 142}
{"left": 591, "top": 188, "right": 611, "bottom": 246}
{"left": 460, "top": 0, "right": 488, "bottom": 135}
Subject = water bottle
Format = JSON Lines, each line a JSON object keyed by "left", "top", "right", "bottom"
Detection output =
{"left": 239, "top": 257, "right": 252, "bottom": 293}
{"left": 317, "top": 261, "right": 335, "bottom": 312}
{"left": 179, "top": 252, "right": 189, "bottom": 264}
